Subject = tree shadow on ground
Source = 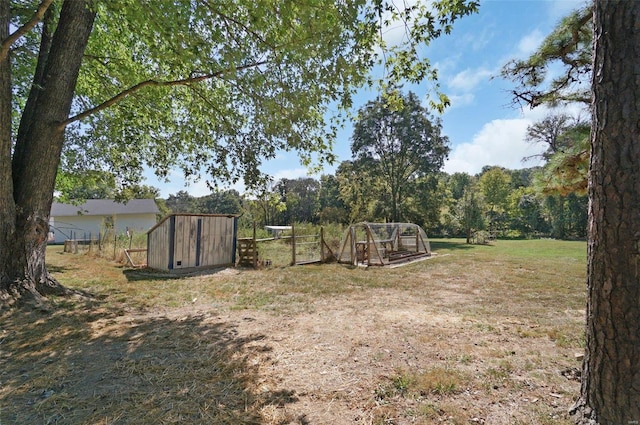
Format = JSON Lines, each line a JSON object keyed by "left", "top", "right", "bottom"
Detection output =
{"left": 46, "top": 263, "right": 79, "bottom": 274}
{"left": 430, "top": 240, "right": 476, "bottom": 252}
{"left": 122, "top": 266, "right": 237, "bottom": 282}
{"left": 0, "top": 298, "right": 296, "bottom": 424}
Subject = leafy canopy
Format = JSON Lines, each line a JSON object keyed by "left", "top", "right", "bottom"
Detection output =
{"left": 351, "top": 90, "right": 450, "bottom": 222}
{"left": 8, "top": 0, "right": 479, "bottom": 193}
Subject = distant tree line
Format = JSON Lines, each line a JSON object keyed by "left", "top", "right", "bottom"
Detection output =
{"left": 160, "top": 163, "right": 587, "bottom": 241}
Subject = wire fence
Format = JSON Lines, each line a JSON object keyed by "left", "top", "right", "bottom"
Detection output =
{"left": 61, "top": 230, "right": 148, "bottom": 266}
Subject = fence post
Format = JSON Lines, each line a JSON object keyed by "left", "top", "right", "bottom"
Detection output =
{"left": 351, "top": 226, "right": 356, "bottom": 265}
{"left": 320, "top": 227, "right": 325, "bottom": 263}
{"left": 114, "top": 232, "right": 117, "bottom": 260}
{"left": 366, "top": 226, "right": 371, "bottom": 266}
{"left": 252, "top": 222, "right": 258, "bottom": 268}
{"left": 291, "top": 223, "right": 296, "bottom": 266}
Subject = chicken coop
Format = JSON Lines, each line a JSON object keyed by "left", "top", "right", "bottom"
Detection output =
{"left": 147, "top": 214, "right": 237, "bottom": 272}
{"left": 337, "top": 222, "right": 431, "bottom": 266}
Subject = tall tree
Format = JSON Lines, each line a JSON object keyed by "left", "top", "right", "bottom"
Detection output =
{"left": 335, "top": 160, "right": 383, "bottom": 223}
{"left": 0, "top": 0, "right": 478, "bottom": 305}
{"left": 196, "top": 190, "right": 243, "bottom": 216}
{"left": 478, "top": 167, "right": 512, "bottom": 234}
{"left": 571, "top": 1, "right": 640, "bottom": 422}
{"left": 456, "top": 184, "right": 484, "bottom": 244}
{"left": 2, "top": 0, "right": 96, "bottom": 303}
{"left": 276, "top": 177, "right": 320, "bottom": 224}
{"left": 317, "top": 174, "right": 348, "bottom": 224}
{"left": 351, "top": 90, "right": 450, "bottom": 222}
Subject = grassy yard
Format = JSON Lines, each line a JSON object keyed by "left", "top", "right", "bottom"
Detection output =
{"left": 0, "top": 238, "right": 587, "bottom": 424}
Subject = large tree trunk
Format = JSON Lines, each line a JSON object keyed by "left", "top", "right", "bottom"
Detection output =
{"left": 0, "top": 0, "right": 96, "bottom": 306}
{"left": 0, "top": 0, "right": 17, "bottom": 293}
{"left": 572, "top": 1, "right": 640, "bottom": 422}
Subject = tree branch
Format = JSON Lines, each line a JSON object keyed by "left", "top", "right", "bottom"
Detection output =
{"left": 60, "top": 60, "right": 268, "bottom": 128}
{"left": 0, "top": 0, "right": 54, "bottom": 63}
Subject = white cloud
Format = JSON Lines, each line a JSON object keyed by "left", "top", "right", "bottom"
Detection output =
{"left": 443, "top": 104, "right": 587, "bottom": 175}
{"left": 447, "top": 93, "right": 475, "bottom": 110}
{"left": 448, "top": 67, "right": 493, "bottom": 92}
{"left": 518, "top": 29, "right": 545, "bottom": 56}
{"left": 271, "top": 167, "right": 316, "bottom": 181}
{"left": 464, "top": 27, "right": 493, "bottom": 52}
{"left": 443, "top": 117, "right": 545, "bottom": 175}
{"left": 547, "top": 0, "right": 588, "bottom": 20}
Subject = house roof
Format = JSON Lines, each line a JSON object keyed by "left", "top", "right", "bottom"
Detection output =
{"left": 51, "top": 199, "right": 160, "bottom": 217}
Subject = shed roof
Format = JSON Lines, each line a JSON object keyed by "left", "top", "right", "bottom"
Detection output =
{"left": 265, "top": 226, "right": 292, "bottom": 231}
{"left": 147, "top": 213, "right": 237, "bottom": 234}
{"left": 51, "top": 199, "right": 160, "bottom": 217}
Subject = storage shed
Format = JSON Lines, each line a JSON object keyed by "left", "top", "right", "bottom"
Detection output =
{"left": 147, "top": 214, "right": 237, "bottom": 272}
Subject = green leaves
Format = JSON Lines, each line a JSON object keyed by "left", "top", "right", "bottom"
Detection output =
{"left": 7, "top": 0, "right": 478, "bottom": 191}
{"left": 350, "top": 90, "right": 450, "bottom": 222}
{"left": 501, "top": 5, "right": 592, "bottom": 108}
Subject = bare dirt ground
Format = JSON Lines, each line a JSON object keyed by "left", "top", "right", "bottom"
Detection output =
{"left": 1, "top": 251, "right": 584, "bottom": 424}
{"left": 208, "top": 290, "right": 580, "bottom": 424}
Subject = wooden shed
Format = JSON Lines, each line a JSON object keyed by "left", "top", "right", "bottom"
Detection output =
{"left": 147, "top": 214, "right": 237, "bottom": 272}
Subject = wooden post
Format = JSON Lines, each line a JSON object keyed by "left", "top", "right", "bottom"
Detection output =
{"left": 291, "top": 223, "right": 296, "bottom": 266}
{"left": 348, "top": 226, "right": 353, "bottom": 265}
{"left": 320, "top": 227, "right": 325, "bottom": 263}
{"left": 366, "top": 225, "right": 370, "bottom": 266}
{"left": 114, "top": 232, "right": 117, "bottom": 259}
{"left": 252, "top": 221, "right": 257, "bottom": 268}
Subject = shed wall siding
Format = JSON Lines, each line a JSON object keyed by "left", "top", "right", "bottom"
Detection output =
{"left": 177, "top": 215, "right": 235, "bottom": 269}
{"left": 148, "top": 215, "right": 236, "bottom": 271}
{"left": 147, "top": 218, "right": 171, "bottom": 271}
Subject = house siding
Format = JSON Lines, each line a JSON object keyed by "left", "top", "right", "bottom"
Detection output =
{"left": 49, "top": 199, "right": 159, "bottom": 244}
{"left": 49, "top": 213, "right": 157, "bottom": 244}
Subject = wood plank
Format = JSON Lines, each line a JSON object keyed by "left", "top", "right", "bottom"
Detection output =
{"left": 187, "top": 216, "right": 197, "bottom": 267}
{"left": 200, "top": 216, "right": 209, "bottom": 266}
{"left": 222, "top": 217, "right": 230, "bottom": 264}
{"left": 174, "top": 216, "right": 184, "bottom": 268}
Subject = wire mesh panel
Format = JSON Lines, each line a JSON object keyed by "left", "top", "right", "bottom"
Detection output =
{"left": 338, "top": 222, "right": 431, "bottom": 266}
{"left": 293, "top": 234, "right": 322, "bottom": 264}
{"left": 256, "top": 239, "right": 292, "bottom": 268}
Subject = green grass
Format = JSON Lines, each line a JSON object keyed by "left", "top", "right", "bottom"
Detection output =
{"left": 0, "top": 238, "right": 587, "bottom": 424}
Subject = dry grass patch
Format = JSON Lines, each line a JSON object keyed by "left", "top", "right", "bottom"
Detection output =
{"left": 0, "top": 239, "right": 587, "bottom": 424}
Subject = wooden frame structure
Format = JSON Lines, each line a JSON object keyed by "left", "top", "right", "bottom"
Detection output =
{"left": 237, "top": 223, "right": 335, "bottom": 268}
{"left": 337, "top": 222, "right": 431, "bottom": 267}
{"left": 290, "top": 224, "right": 335, "bottom": 265}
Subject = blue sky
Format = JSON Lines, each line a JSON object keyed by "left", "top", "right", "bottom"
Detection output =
{"left": 151, "top": 0, "right": 588, "bottom": 198}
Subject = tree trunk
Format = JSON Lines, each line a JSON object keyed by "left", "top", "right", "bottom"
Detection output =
{"left": 0, "top": 0, "right": 16, "bottom": 288}
{"left": 572, "top": 1, "right": 640, "bottom": 422}
{"left": 0, "top": 0, "right": 96, "bottom": 306}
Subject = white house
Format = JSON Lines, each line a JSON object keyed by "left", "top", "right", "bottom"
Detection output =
{"left": 49, "top": 199, "right": 160, "bottom": 244}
